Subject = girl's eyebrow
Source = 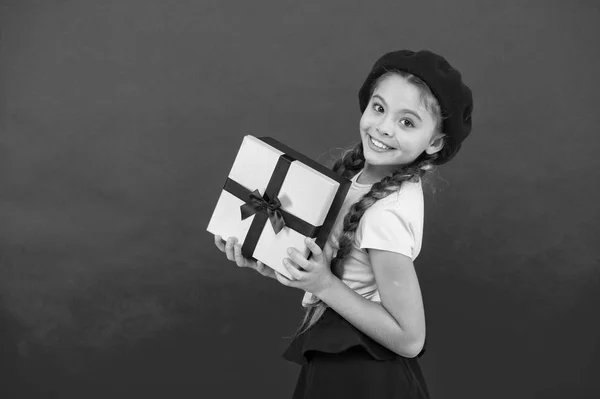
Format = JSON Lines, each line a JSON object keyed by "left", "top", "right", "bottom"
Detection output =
{"left": 372, "top": 94, "right": 423, "bottom": 122}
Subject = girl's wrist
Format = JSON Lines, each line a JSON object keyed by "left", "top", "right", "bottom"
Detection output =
{"left": 313, "top": 272, "right": 339, "bottom": 300}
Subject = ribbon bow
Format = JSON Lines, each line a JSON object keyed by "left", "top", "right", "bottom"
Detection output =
{"left": 240, "top": 189, "right": 286, "bottom": 234}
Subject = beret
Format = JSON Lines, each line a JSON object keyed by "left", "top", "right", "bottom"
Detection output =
{"left": 358, "top": 50, "right": 473, "bottom": 165}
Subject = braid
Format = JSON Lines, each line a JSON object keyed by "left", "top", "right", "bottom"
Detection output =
{"left": 285, "top": 152, "right": 438, "bottom": 341}
{"left": 332, "top": 142, "right": 365, "bottom": 179}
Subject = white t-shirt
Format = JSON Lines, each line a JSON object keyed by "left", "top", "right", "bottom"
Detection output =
{"left": 301, "top": 169, "right": 424, "bottom": 307}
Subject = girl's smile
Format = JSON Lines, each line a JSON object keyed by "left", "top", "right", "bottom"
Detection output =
{"left": 366, "top": 133, "right": 397, "bottom": 151}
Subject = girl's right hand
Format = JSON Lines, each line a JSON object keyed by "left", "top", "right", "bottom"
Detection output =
{"left": 214, "top": 235, "right": 277, "bottom": 280}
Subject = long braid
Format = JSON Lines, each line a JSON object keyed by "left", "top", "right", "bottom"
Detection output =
{"left": 334, "top": 153, "right": 435, "bottom": 262}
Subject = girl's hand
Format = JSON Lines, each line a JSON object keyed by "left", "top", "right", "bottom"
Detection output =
{"left": 275, "top": 237, "right": 337, "bottom": 297}
{"left": 214, "top": 235, "right": 277, "bottom": 280}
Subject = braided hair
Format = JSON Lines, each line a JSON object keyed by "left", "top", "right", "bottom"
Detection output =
{"left": 287, "top": 70, "right": 444, "bottom": 341}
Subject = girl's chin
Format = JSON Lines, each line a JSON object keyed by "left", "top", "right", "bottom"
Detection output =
{"left": 364, "top": 157, "right": 395, "bottom": 169}
{"left": 364, "top": 154, "right": 412, "bottom": 169}
{"left": 364, "top": 151, "right": 397, "bottom": 163}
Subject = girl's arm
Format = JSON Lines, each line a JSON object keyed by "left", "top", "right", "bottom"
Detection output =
{"left": 316, "top": 249, "right": 425, "bottom": 358}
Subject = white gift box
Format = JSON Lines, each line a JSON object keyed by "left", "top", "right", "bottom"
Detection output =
{"left": 207, "top": 136, "right": 350, "bottom": 279}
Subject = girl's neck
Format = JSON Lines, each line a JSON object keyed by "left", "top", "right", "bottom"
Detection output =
{"left": 356, "top": 163, "right": 395, "bottom": 184}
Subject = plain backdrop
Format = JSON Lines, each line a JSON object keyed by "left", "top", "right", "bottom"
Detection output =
{"left": 1, "top": 0, "right": 599, "bottom": 398}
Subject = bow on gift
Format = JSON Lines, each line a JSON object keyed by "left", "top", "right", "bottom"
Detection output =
{"left": 240, "top": 189, "right": 286, "bottom": 234}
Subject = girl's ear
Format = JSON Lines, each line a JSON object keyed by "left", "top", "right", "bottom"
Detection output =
{"left": 425, "top": 134, "right": 445, "bottom": 155}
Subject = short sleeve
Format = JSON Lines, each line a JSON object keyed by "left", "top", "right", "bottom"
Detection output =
{"left": 357, "top": 191, "right": 423, "bottom": 260}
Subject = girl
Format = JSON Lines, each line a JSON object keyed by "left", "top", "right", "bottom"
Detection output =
{"left": 214, "top": 49, "right": 473, "bottom": 398}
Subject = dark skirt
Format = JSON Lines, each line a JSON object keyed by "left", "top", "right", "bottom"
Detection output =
{"left": 282, "top": 307, "right": 430, "bottom": 399}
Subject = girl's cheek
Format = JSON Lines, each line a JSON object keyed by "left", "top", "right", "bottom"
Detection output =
{"left": 359, "top": 114, "right": 373, "bottom": 130}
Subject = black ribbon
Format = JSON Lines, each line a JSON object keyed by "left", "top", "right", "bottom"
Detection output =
{"left": 240, "top": 189, "right": 285, "bottom": 234}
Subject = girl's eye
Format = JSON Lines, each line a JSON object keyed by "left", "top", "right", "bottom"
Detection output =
{"left": 372, "top": 103, "right": 384, "bottom": 113}
{"left": 400, "top": 119, "right": 414, "bottom": 128}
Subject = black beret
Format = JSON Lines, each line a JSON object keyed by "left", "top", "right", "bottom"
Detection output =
{"left": 358, "top": 50, "right": 473, "bottom": 165}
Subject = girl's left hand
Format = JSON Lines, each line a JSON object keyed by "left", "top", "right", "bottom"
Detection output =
{"left": 275, "top": 237, "right": 337, "bottom": 297}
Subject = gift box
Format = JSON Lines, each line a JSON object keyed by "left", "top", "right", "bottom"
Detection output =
{"left": 207, "top": 135, "right": 351, "bottom": 280}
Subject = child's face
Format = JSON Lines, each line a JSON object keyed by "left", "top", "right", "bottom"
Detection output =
{"left": 359, "top": 73, "right": 444, "bottom": 173}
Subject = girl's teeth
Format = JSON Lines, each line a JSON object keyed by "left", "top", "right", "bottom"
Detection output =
{"left": 370, "top": 136, "right": 391, "bottom": 149}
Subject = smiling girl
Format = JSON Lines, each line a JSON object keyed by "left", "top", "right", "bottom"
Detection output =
{"left": 214, "top": 49, "right": 473, "bottom": 398}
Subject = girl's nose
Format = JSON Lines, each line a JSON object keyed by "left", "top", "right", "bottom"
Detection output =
{"left": 376, "top": 124, "right": 392, "bottom": 136}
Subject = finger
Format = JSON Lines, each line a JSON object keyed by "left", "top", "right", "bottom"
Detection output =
{"left": 225, "top": 237, "right": 236, "bottom": 261}
{"left": 255, "top": 260, "right": 267, "bottom": 274}
{"left": 323, "top": 241, "right": 335, "bottom": 261}
{"left": 233, "top": 243, "right": 247, "bottom": 267}
{"left": 287, "top": 248, "right": 311, "bottom": 271}
{"left": 214, "top": 235, "right": 226, "bottom": 252}
{"left": 283, "top": 258, "right": 306, "bottom": 281}
{"left": 275, "top": 271, "right": 292, "bottom": 287}
{"left": 256, "top": 261, "right": 265, "bottom": 273}
{"left": 305, "top": 237, "right": 323, "bottom": 261}
{"left": 257, "top": 261, "right": 276, "bottom": 279}
{"left": 331, "top": 235, "right": 340, "bottom": 248}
